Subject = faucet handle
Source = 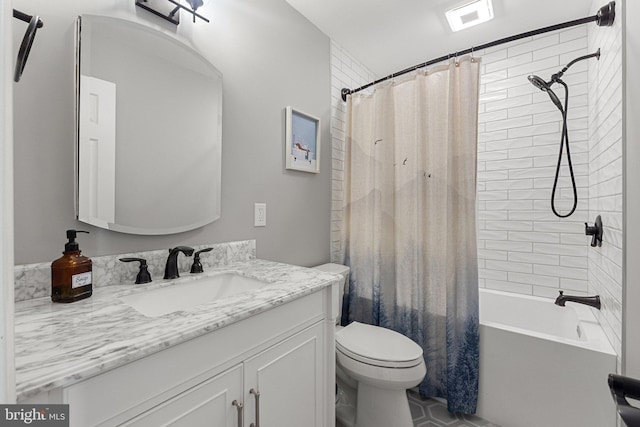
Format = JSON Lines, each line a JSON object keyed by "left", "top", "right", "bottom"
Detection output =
{"left": 558, "top": 290, "right": 564, "bottom": 296}
{"left": 119, "top": 258, "right": 152, "bottom": 284}
{"left": 190, "top": 247, "right": 213, "bottom": 274}
{"left": 585, "top": 215, "right": 603, "bottom": 247}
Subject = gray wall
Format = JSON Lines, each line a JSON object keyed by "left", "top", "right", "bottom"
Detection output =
{"left": 12, "top": 0, "right": 331, "bottom": 266}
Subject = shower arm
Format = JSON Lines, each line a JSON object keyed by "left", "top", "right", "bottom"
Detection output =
{"left": 551, "top": 49, "right": 601, "bottom": 84}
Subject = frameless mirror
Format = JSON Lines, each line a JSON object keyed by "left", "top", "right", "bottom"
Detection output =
{"left": 75, "top": 15, "right": 222, "bottom": 235}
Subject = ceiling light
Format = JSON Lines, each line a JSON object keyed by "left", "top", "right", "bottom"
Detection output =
{"left": 445, "top": 0, "right": 494, "bottom": 32}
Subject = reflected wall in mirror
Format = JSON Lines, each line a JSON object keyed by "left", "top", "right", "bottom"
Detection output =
{"left": 75, "top": 15, "right": 222, "bottom": 235}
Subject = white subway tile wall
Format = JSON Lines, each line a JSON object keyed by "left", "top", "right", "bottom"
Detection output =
{"left": 330, "top": 42, "right": 376, "bottom": 263}
{"left": 477, "top": 28, "right": 592, "bottom": 300}
{"left": 587, "top": 0, "right": 623, "bottom": 359}
{"left": 329, "top": 14, "right": 622, "bottom": 358}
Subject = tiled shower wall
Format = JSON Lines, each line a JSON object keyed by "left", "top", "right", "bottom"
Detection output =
{"left": 330, "top": 41, "right": 375, "bottom": 263}
{"left": 587, "top": 0, "right": 623, "bottom": 358}
{"left": 476, "top": 28, "right": 591, "bottom": 298}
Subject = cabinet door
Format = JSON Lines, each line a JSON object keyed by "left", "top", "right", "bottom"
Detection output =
{"left": 244, "top": 322, "right": 325, "bottom": 427}
{"left": 121, "top": 364, "right": 243, "bottom": 427}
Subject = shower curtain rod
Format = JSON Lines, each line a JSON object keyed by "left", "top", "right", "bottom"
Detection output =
{"left": 341, "top": 1, "right": 616, "bottom": 101}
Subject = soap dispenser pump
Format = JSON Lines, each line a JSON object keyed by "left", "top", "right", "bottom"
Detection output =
{"left": 51, "top": 230, "right": 93, "bottom": 303}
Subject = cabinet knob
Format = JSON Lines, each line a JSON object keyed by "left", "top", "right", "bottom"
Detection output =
{"left": 232, "top": 400, "right": 243, "bottom": 427}
{"left": 249, "top": 388, "right": 260, "bottom": 427}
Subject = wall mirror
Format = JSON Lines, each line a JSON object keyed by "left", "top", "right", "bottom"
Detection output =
{"left": 75, "top": 15, "right": 222, "bottom": 235}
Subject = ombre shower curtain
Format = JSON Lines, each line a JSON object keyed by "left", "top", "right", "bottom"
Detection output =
{"left": 341, "top": 56, "right": 480, "bottom": 413}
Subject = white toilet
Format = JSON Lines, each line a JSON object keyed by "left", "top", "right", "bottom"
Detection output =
{"left": 314, "top": 263, "right": 426, "bottom": 427}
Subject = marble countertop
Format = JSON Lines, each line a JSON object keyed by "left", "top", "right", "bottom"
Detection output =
{"left": 14, "top": 259, "right": 339, "bottom": 401}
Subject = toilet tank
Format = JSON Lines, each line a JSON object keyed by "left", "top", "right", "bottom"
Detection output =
{"left": 313, "top": 263, "right": 350, "bottom": 325}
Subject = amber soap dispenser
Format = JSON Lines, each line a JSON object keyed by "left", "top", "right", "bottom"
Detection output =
{"left": 51, "top": 230, "right": 93, "bottom": 303}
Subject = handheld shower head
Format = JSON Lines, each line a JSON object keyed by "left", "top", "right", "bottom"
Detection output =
{"left": 528, "top": 75, "right": 549, "bottom": 91}
{"left": 528, "top": 75, "right": 564, "bottom": 112}
{"left": 528, "top": 49, "right": 600, "bottom": 114}
{"left": 527, "top": 50, "right": 602, "bottom": 219}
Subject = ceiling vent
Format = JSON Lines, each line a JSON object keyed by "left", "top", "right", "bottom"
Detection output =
{"left": 446, "top": 0, "right": 494, "bottom": 32}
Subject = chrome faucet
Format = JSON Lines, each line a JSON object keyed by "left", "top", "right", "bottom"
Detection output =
{"left": 554, "top": 290, "right": 601, "bottom": 310}
{"left": 164, "top": 246, "right": 194, "bottom": 279}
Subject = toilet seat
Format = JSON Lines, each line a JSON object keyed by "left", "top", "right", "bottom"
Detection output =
{"left": 336, "top": 322, "right": 424, "bottom": 368}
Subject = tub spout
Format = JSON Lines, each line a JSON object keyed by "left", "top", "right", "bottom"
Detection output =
{"left": 554, "top": 290, "right": 601, "bottom": 310}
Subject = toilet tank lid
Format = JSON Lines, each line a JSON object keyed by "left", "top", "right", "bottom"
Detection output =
{"left": 313, "top": 263, "right": 350, "bottom": 277}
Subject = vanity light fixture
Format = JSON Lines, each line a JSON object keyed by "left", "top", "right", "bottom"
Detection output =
{"left": 445, "top": 0, "right": 494, "bottom": 32}
{"left": 135, "top": 0, "right": 210, "bottom": 25}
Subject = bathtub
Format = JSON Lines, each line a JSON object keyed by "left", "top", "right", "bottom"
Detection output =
{"left": 476, "top": 289, "right": 617, "bottom": 427}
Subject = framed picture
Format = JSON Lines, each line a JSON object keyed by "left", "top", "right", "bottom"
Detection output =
{"left": 285, "top": 106, "right": 320, "bottom": 173}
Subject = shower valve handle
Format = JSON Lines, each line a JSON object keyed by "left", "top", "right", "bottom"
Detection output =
{"left": 585, "top": 215, "right": 603, "bottom": 247}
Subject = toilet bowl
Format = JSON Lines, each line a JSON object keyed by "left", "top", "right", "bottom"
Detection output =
{"left": 313, "top": 263, "right": 426, "bottom": 427}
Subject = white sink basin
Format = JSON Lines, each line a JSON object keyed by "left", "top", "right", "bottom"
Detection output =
{"left": 120, "top": 273, "right": 270, "bottom": 317}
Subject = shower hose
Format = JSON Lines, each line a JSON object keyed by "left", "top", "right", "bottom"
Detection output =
{"left": 550, "top": 79, "right": 578, "bottom": 218}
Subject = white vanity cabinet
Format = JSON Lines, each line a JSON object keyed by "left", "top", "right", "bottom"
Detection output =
{"left": 20, "top": 286, "right": 336, "bottom": 427}
{"left": 124, "top": 323, "right": 324, "bottom": 427}
{"left": 242, "top": 322, "right": 325, "bottom": 427}
{"left": 122, "top": 364, "right": 244, "bottom": 426}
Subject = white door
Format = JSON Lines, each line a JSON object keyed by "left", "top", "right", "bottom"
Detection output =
{"left": 243, "top": 323, "right": 325, "bottom": 427}
{"left": 121, "top": 364, "right": 244, "bottom": 427}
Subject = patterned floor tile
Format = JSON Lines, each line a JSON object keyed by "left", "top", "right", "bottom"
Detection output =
{"left": 408, "top": 391, "right": 502, "bottom": 427}
{"left": 336, "top": 390, "right": 501, "bottom": 427}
